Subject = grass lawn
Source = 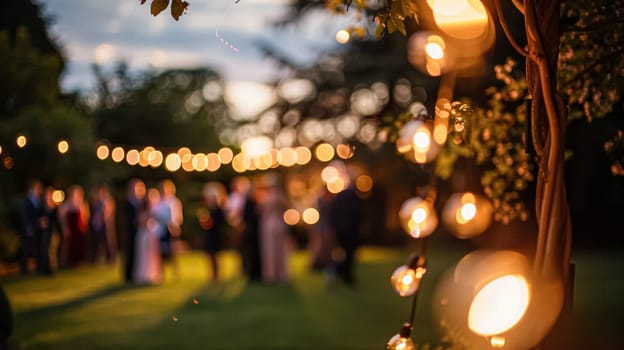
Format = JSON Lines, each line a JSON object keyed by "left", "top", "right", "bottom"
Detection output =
{"left": 2, "top": 244, "right": 623, "bottom": 349}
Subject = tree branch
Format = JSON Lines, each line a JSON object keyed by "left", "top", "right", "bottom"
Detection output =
{"left": 495, "top": 0, "right": 528, "bottom": 57}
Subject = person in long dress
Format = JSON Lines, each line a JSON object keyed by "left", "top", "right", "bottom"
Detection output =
{"left": 134, "top": 188, "right": 162, "bottom": 284}
{"left": 199, "top": 183, "right": 227, "bottom": 283}
{"left": 59, "top": 186, "right": 89, "bottom": 268}
{"left": 257, "top": 174, "right": 291, "bottom": 284}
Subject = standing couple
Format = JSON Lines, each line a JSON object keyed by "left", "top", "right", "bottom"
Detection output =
{"left": 124, "top": 179, "right": 183, "bottom": 284}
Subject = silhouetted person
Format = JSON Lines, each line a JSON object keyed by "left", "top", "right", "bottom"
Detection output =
{"left": 90, "top": 185, "right": 117, "bottom": 264}
{"left": 199, "top": 183, "right": 226, "bottom": 283}
{"left": 40, "top": 187, "right": 60, "bottom": 274}
{"left": 329, "top": 165, "right": 362, "bottom": 287}
{"left": 20, "top": 180, "right": 44, "bottom": 274}
{"left": 124, "top": 179, "right": 146, "bottom": 283}
{"left": 242, "top": 184, "right": 262, "bottom": 282}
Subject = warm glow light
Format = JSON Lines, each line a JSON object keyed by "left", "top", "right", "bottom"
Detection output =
{"left": 336, "top": 29, "right": 350, "bottom": 44}
{"left": 126, "top": 149, "right": 140, "bottom": 166}
{"left": 302, "top": 208, "right": 320, "bottom": 225}
{"left": 387, "top": 334, "right": 415, "bottom": 350}
{"left": 491, "top": 336, "right": 506, "bottom": 348}
{"left": 315, "top": 143, "right": 335, "bottom": 162}
{"left": 468, "top": 274, "right": 530, "bottom": 336}
{"left": 295, "top": 146, "right": 312, "bottom": 165}
{"left": 16, "top": 135, "right": 27, "bottom": 148}
{"left": 321, "top": 166, "right": 339, "bottom": 183}
{"left": 0, "top": 145, "right": 2, "bottom": 155}
{"left": 278, "top": 147, "right": 297, "bottom": 167}
{"left": 336, "top": 144, "right": 354, "bottom": 159}
{"left": 218, "top": 147, "right": 234, "bottom": 164}
{"left": 413, "top": 130, "right": 431, "bottom": 151}
{"left": 232, "top": 153, "right": 250, "bottom": 173}
{"left": 96, "top": 145, "right": 110, "bottom": 160}
{"left": 458, "top": 202, "right": 477, "bottom": 223}
{"left": 391, "top": 265, "right": 425, "bottom": 297}
{"left": 411, "top": 207, "right": 427, "bottom": 223}
{"left": 327, "top": 177, "right": 345, "bottom": 194}
{"left": 241, "top": 136, "right": 273, "bottom": 158}
{"left": 150, "top": 150, "right": 163, "bottom": 168}
{"left": 57, "top": 140, "right": 69, "bottom": 154}
{"left": 433, "top": 124, "right": 448, "bottom": 144}
{"left": 51, "top": 190, "right": 65, "bottom": 204}
{"left": 283, "top": 209, "right": 300, "bottom": 226}
{"left": 191, "top": 153, "right": 207, "bottom": 171}
{"left": 399, "top": 197, "right": 438, "bottom": 238}
{"left": 207, "top": 153, "right": 221, "bottom": 172}
{"left": 425, "top": 42, "right": 444, "bottom": 60}
{"left": 355, "top": 175, "right": 373, "bottom": 193}
{"left": 181, "top": 153, "right": 195, "bottom": 172}
{"left": 165, "top": 153, "right": 182, "bottom": 172}
{"left": 177, "top": 147, "right": 192, "bottom": 163}
{"left": 111, "top": 147, "right": 125, "bottom": 163}
{"left": 429, "top": 0, "right": 489, "bottom": 40}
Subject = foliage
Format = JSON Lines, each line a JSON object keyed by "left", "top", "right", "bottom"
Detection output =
{"left": 139, "top": 0, "right": 189, "bottom": 21}
{"left": 559, "top": 0, "right": 624, "bottom": 121}
{"left": 605, "top": 130, "right": 624, "bottom": 176}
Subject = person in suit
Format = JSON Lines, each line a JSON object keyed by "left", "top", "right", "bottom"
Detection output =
{"left": 124, "top": 179, "right": 146, "bottom": 283}
{"left": 20, "top": 180, "right": 44, "bottom": 274}
{"left": 329, "top": 163, "right": 362, "bottom": 287}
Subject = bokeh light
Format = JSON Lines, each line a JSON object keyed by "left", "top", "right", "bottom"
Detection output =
{"left": 321, "top": 165, "right": 339, "bottom": 183}
{"left": 442, "top": 192, "right": 493, "bottom": 238}
{"left": 278, "top": 147, "right": 297, "bottom": 167}
{"left": 283, "top": 209, "right": 300, "bottom": 226}
{"left": 295, "top": 146, "right": 312, "bottom": 165}
{"left": 111, "top": 147, "right": 125, "bottom": 163}
{"left": 433, "top": 250, "right": 564, "bottom": 349}
{"left": 57, "top": 140, "right": 69, "bottom": 154}
{"left": 336, "top": 143, "right": 354, "bottom": 159}
{"left": 396, "top": 120, "right": 440, "bottom": 164}
{"left": 16, "top": 135, "right": 27, "bottom": 148}
{"left": 207, "top": 153, "right": 221, "bottom": 172}
{"left": 302, "top": 208, "right": 320, "bottom": 225}
{"left": 391, "top": 265, "right": 426, "bottom": 297}
{"left": 192, "top": 153, "right": 208, "bottom": 171}
{"left": 387, "top": 333, "right": 415, "bottom": 350}
{"left": 468, "top": 274, "right": 530, "bottom": 336}
{"left": 126, "top": 149, "right": 140, "bottom": 166}
{"left": 355, "top": 175, "right": 373, "bottom": 193}
{"left": 218, "top": 147, "right": 234, "bottom": 164}
{"left": 149, "top": 150, "right": 163, "bottom": 168}
{"left": 96, "top": 145, "right": 110, "bottom": 160}
{"left": 398, "top": 197, "right": 438, "bottom": 238}
{"left": 335, "top": 29, "right": 350, "bottom": 44}
{"left": 425, "top": 41, "right": 445, "bottom": 60}
{"left": 165, "top": 153, "right": 182, "bottom": 172}
{"left": 327, "top": 177, "right": 345, "bottom": 194}
{"left": 51, "top": 190, "right": 65, "bottom": 204}
{"left": 315, "top": 143, "right": 335, "bottom": 162}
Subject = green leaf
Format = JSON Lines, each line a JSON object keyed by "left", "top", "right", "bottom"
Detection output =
{"left": 390, "top": 0, "right": 419, "bottom": 21}
{"left": 150, "top": 0, "right": 169, "bottom": 16}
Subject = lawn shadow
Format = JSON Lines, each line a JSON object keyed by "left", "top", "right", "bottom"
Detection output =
{"left": 15, "top": 283, "right": 131, "bottom": 320}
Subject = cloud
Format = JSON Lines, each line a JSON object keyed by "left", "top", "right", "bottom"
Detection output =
{"left": 40, "top": 0, "right": 353, "bottom": 91}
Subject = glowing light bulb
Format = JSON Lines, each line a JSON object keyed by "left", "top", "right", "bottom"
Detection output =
{"left": 391, "top": 265, "right": 425, "bottom": 297}
{"left": 165, "top": 153, "right": 182, "bottom": 172}
{"left": 413, "top": 130, "right": 431, "bottom": 151}
{"left": 425, "top": 42, "right": 444, "bottom": 60}
{"left": 302, "top": 208, "right": 320, "bottom": 225}
{"left": 468, "top": 274, "right": 530, "bottom": 336}
{"left": 459, "top": 202, "right": 477, "bottom": 222}
{"left": 387, "top": 332, "right": 415, "bottom": 350}
{"left": 336, "top": 29, "right": 350, "bottom": 44}
{"left": 57, "top": 140, "right": 69, "bottom": 154}
{"left": 283, "top": 209, "right": 300, "bottom": 226}
{"left": 51, "top": 190, "right": 65, "bottom": 204}
{"left": 411, "top": 207, "right": 427, "bottom": 223}
{"left": 96, "top": 145, "right": 110, "bottom": 160}
{"left": 111, "top": 147, "right": 125, "bottom": 163}
{"left": 16, "top": 135, "right": 27, "bottom": 148}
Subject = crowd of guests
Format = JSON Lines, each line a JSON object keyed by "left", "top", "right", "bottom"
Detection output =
{"left": 18, "top": 169, "right": 363, "bottom": 287}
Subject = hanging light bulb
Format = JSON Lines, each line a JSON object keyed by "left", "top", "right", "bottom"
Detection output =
{"left": 391, "top": 256, "right": 427, "bottom": 296}
{"left": 442, "top": 192, "right": 493, "bottom": 238}
{"left": 396, "top": 120, "right": 440, "bottom": 164}
{"left": 387, "top": 323, "right": 415, "bottom": 350}
{"left": 399, "top": 197, "right": 438, "bottom": 238}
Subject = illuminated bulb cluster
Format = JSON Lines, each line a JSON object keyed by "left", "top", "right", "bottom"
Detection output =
{"left": 396, "top": 120, "right": 440, "bottom": 164}
{"left": 398, "top": 197, "right": 438, "bottom": 238}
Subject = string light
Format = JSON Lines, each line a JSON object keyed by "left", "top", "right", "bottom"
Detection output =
{"left": 57, "top": 140, "right": 69, "bottom": 154}
{"left": 16, "top": 135, "right": 27, "bottom": 148}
